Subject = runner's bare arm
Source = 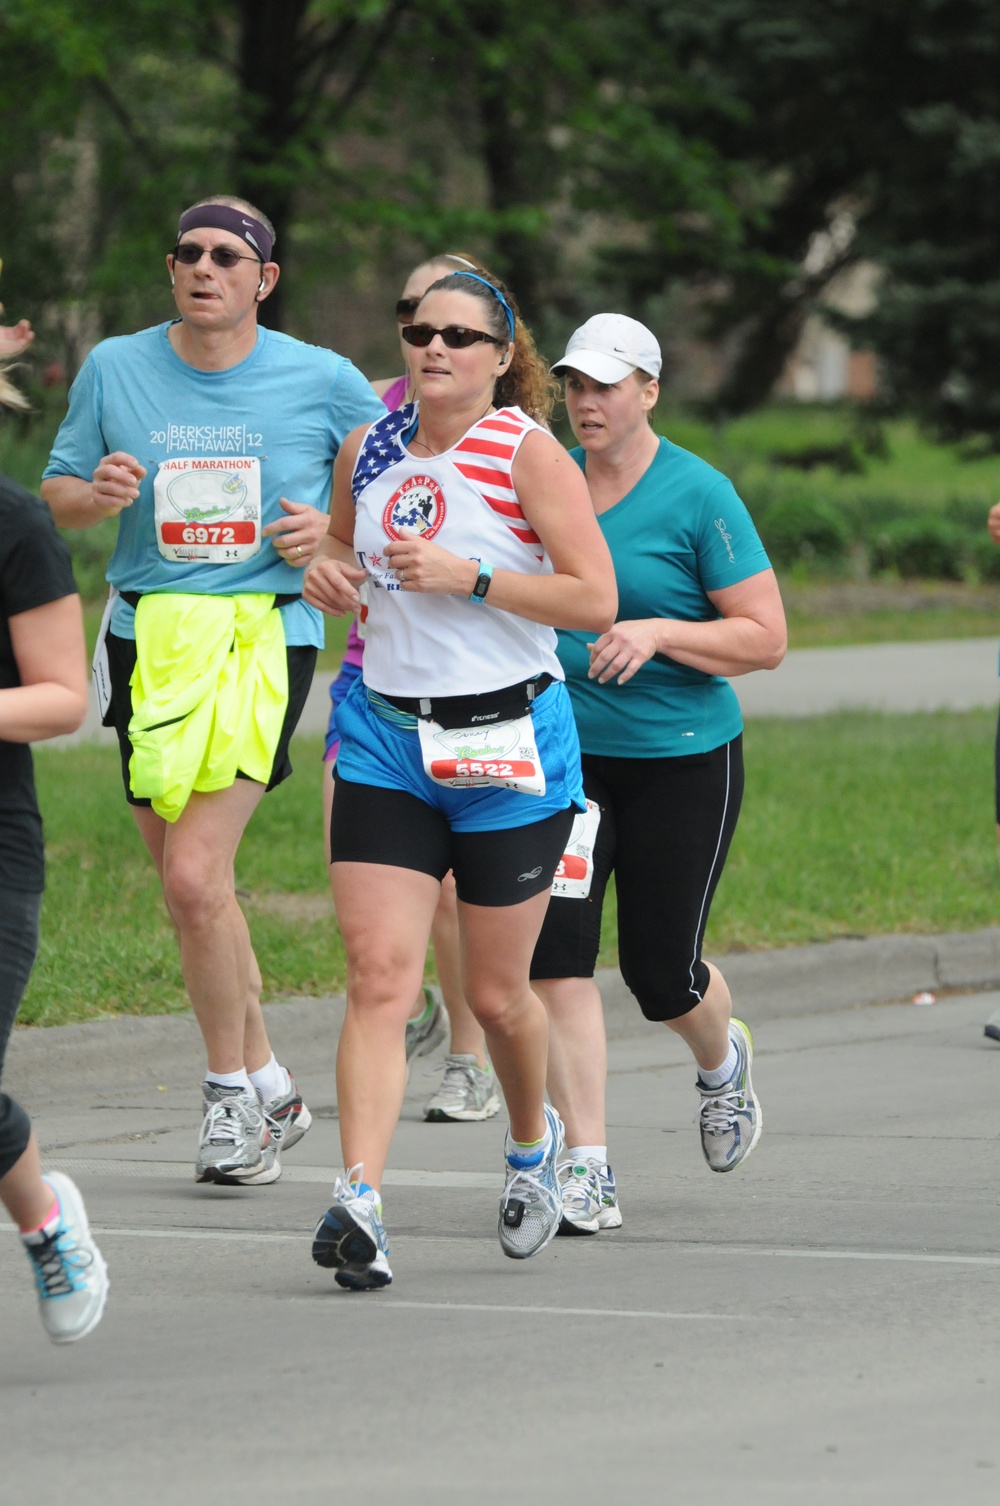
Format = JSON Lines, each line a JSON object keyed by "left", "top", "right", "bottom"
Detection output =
{"left": 382, "top": 431, "right": 617, "bottom": 632}
{"left": 302, "top": 426, "right": 368, "bottom": 615}
{"left": 0, "top": 595, "right": 88, "bottom": 742}
{"left": 588, "top": 569, "right": 786, "bottom": 685}
{"left": 41, "top": 452, "right": 147, "bottom": 528}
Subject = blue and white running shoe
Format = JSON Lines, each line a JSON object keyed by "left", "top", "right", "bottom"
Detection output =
{"left": 696, "top": 1018, "right": 762, "bottom": 1173}
{"left": 557, "top": 1157, "right": 623, "bottom": 1235}
{"left": 498, "top": 1104, "right": 563, "bottom": 1259}
{"left": 312, "top": 1167, "right": 392, "bottom": 1290}
{"left": 20, "top": 1172, "right": 109, "bottom": 1344}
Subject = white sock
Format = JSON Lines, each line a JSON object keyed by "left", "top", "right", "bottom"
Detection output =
{"left": 204, "top": 1067, "right": 254, "bottom": 1095}
{"left": 248, "top": 1054, "right": 289, "bottom": 1104}
{"left": 698, "top": 1042, "right": 738, "bottom": 1090}
{"left": 567, "top": 1144, "right": 607, "bottom": 1166}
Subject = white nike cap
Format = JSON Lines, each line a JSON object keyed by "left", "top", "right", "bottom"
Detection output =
{"left": 551, "top": 313, "right": 662, "bottom": 383}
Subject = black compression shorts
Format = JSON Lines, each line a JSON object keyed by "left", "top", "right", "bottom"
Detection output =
{"left": 530, "top": 738, "right": 744, "bottom": 1021}
{"left": 330, "top": 775, "right": 575, "bottom": 907}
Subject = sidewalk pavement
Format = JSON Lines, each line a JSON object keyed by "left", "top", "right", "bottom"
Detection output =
{"left": 11, "top": 637, "right": 1000, "bottom": 1500}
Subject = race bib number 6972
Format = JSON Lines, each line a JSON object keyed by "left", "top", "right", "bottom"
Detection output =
{"left": 153, "top": 455, "right": 262, "bottom": 564}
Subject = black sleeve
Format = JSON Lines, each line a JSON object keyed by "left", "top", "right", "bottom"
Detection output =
{"left": 0, "top": 475, "right": 78, "bottom": 619}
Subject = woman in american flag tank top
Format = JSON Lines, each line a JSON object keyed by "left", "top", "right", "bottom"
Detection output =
{"left": 303, "top": 270, "right": 617, "bottom": 1288}
{"left": 321, "top": 254, "right": 500, "bottom": 1127}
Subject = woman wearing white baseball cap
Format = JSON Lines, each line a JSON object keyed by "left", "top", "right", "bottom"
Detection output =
{"left": 530, "top": 312, "right": 787, "bottom": 1233}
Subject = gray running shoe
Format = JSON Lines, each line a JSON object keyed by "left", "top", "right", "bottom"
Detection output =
{"left": 498, "top": 1104, "right": 563, "bottom": 1260}
{"left": 196, "top": 1082, "right": 279, "bottom": 1185}
{"left": 312, "top": 1170, "right": 392, "bottom": 1290}
{"left": 261, "top": 1075, "right": 313, "bottom": 1152}
{"left": 984, "top": 1008, "right": 1000, "bottom": 1042}
{"left": 20, "top": 1172, "right": 109, "bottom": 1345}
{"left": 424, "top": 1054, "right": 501, "bottom": 1122}
{"left": 557, "top": 1157, "right": 623, "bottom": 1236}
{"left": 696, "top": 1018, "right": 762, "bottom": 1173}
{"left": 405, "top": 987, "right": 446, "bottom": 1062}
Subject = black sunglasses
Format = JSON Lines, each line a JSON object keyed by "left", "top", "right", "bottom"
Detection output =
{"left": 172, "top": 242, "right": 263, "bottom": 270}
{"left": 402, "top": 323, "right": 505, "bottom": 350}
{"left": 395, "top": 297, "right": 421, "bottom": 324}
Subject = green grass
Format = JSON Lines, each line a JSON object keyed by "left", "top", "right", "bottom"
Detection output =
{"left": 781, "top": 580, "right": 1000, "bottom": 648}
{"left": 22, "top": 712, "right": 1000, "bottom": 1026}
{"left": 660, "top": 406, "right": 1000, "bottom": 515}
{"left": 713, "top": 710, "right": 998, "bottom": 951}
{"left": 26, "top": 735, "right": 343, "bottom": 1026}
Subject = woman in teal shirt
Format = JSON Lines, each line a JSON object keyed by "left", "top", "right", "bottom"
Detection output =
{"left": 530, "top": 314, "right": 787, "bottom": 1233}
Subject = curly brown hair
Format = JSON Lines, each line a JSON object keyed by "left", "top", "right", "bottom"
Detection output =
{"left": 420, "top": 269, "right": 560, "bottom": 425}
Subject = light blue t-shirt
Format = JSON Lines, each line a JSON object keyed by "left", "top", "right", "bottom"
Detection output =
{"left": 557, "top": 436, "right": 772, "bottom": 757}
{"left": 43, "top": 322, "right": 385, "bottom": 644}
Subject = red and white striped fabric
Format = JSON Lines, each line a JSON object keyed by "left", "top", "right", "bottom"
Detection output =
{"left": 454, "top": 411, "right": 543, "bottom": 560}
{"left": 351, "top": 402, "right": 564, "bottom": 697}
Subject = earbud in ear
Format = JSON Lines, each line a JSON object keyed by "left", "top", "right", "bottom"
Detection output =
{"left": 170, "top": 274, "right": 175, "bottom": 287}
{"left": 258, "top": 277, "right": 265, "bottom": 293}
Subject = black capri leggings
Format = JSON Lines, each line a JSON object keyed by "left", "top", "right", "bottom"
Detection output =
{"left": 0, "top": 885, "right": 42, "bottom": 1178}
{"left": 530, "top": 738, "right": 744, "bottom": 1022}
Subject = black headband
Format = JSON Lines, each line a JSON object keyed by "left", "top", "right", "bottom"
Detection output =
{"left": 177, "top": 205, "right": 273, "bottom": 263}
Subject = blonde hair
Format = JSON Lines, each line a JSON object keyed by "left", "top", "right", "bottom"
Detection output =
{"left": 0, "top": 366, "right": 29, "bottom": 411}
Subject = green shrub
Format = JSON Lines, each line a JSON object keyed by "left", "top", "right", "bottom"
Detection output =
{"left": 869, "top": 517, "right": 968, "bottom": 579}
{"left": 758, "top": 493, "right": 851, "bottom": 568}
{"left": 969, "top": 533, "right": 1000, "bottom": 582}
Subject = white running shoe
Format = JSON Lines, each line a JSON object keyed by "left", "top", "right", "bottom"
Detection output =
{"left": 312, "top": 1167, "right": 392, "bottom": 1290}
{"left": 557, "top": 1157, "right": 623, "bottom": 1235}
{"left": 498, "top": 1104, "right": 563, "bottom": 1260}
{"left": 196, "top": 1082, "right": 279, "bottom": 1185}
{"left": 20, "top": 1173, "right": 108, "bottom": 1344}
{"left": 261, "top": 1075, "right": 313, "bottom": 1153}
{"left": 424, "top": 1054, "right": 501, "bottom": 1122}
{"left": 696, "top": 1018, "right": 762, "bottom": 1173}
{"left": 405, "top": 988, "right": 446, "bottom": 1062}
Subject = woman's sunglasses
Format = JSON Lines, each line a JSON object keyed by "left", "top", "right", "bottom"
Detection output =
{"left": 401, "top": 323, "right": 505, "bottom": 349}
{"left": 395, "top": 297, "right": 421, "bottom": 324}
{"left": 172, "top": 243, "right": 263, "bottom": 269}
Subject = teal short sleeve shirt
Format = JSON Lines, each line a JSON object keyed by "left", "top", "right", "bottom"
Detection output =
{"left": 556, "top": 436, "right": 772, "bottom": 757}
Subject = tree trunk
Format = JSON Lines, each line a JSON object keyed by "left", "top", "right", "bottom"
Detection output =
{"left": 233, "top": 0, "right": 312, "bottom": 331}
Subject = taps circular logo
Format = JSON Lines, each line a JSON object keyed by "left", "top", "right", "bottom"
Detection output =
{"left": 382, "top": 474, "right": 446, "bottom": 541}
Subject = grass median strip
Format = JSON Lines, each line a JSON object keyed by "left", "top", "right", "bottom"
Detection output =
{"left": 25, "top": 712, "right": 999, "bottom": 1028}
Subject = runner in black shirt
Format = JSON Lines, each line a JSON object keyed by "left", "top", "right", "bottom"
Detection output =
{"left": 0, "top": 314, "right": 108, "bottom": 1342}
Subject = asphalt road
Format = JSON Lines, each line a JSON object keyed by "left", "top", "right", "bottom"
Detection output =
{"left": 3, "top": 984, "right": 1000, "bottom": 1504}
{"left": 15, "top": 634, "right": 1000, "bottom": 1498}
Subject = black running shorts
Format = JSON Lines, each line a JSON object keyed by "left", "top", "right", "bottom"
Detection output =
{"left": 330, "top": 776, "right": 575, "bottom": 907}
{"left": 105, "top": 630, "right": 316, "bottom": 807}
{"left": 530, "top": 739, "right": 744, "bottom": 1021}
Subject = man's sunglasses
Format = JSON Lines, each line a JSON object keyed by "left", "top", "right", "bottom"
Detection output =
{"left": 395, "top": 297, "right": 421, "bottom": 324}
{"left": 401, "top": 323, "right": 505, "bottom": 349}
{"left": 172, "top": 242, "right": 263, "bottom": 269}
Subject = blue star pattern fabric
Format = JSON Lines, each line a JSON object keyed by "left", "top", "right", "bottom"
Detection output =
{"left": 352, "top": 404, "right": 414, "bottom": 500}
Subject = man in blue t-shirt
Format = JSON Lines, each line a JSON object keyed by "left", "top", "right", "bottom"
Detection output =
{"left": 42, "top": 195, "right": 384, "bottom": 1188}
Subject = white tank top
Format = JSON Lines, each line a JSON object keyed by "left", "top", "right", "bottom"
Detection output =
{"left": 351, "top": 402, "right": 565, "bottom": 697}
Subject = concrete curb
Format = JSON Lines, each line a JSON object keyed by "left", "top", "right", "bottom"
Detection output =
{"left": 8, "top": 927, "right": 1000, "bottom": 1107}
{"left": 602, "top": 926, "right": 1000, "bottom": 1037}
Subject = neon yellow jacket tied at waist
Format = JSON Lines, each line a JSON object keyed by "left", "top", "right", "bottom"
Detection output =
{"left": 128, "top": 593, "right": 288, "bottom": 823}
